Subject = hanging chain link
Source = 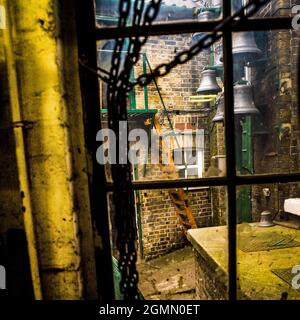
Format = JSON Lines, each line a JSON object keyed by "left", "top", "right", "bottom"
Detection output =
{"left": 93, "top": 0, "right": 269, "bottom": 86}
{"left": 133, "top": 0, "right": 269, "bottom": 88}
{"left": 107, "top": 0, "right": 162, "bottom": 300}
{"left": 105, "top": 0, "right": 269, "bottom": 300}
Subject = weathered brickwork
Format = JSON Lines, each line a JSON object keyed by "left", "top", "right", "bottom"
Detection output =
{"left": 194, "top": 250, "right": 227, "bottom": 300}
{"left": 139, "top": 187, "right": 212, "bottom": 261}
{"left": 133, "top": 35, "right": 213, "bottom": 259}
{"left": 251, "top": 2, "right": 300, "bottom": 218}
{"left": 135, "top": 35, "right": 209, "bottom": 110}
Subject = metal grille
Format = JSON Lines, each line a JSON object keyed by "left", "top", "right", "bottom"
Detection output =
{"left": 272, "top": 268, "right": 300, "bottom": 291}
{"left": 239, "top": 233, "right": 300, "bottom": 252}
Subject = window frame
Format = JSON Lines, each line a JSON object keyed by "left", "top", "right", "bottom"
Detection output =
{"left": 75, "top": 0, "right": 299, "bottom": 300}
{"left": 176, "top": 148, "right": 204, "bottom": 179}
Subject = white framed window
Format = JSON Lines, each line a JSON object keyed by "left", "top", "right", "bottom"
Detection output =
{"left": 175, "top": 147, "right": 204, "bottom": 178}
{"left": 172, "top": 129, "right": 205, "bottom": 178}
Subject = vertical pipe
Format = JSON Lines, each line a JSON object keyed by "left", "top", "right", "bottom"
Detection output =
{"left": 211, "top": 45, "right": 215, "bottom": 67}
{"left": 129, "top": 66, "right": 136, "bottom": 109}
{"left": 223, "top": 0, "right": 237, "bottom": 301}
{"left": 3, "top": 0, "right": 43, "bottom": 299}
{"left": 142, "top": 53, "right": 149, "bottom": 111}
{"left": 245, "top": 115, "right": 253, "bottom": 173}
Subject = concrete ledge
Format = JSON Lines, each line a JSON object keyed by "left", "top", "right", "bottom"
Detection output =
{"left": 188, "top": 224, "right": 300, "bottom": 300}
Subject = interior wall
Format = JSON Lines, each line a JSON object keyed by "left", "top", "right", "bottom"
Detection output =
{"left": 0, "top": 0, "right": 98, "bottom": 299}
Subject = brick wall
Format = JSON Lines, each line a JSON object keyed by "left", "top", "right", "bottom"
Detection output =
{"left": 210, "top": 1, "right": 300, "bottom": 224}
{"left": 135, "top": 35, "right": 209, "bottom": 110}
{"left": 98, "top": 31, "right": 214, "bottom": 260}
{"left": 133, "top": 34, "right": 213, "bottom": 259}
{"left": 194, "top": 250, "right": 227, "bottom": 300}
{"left": 251, "top": 1, "right": 300, "bottom": 218}
{"left": 140, "top": 188, "right": 212, "bottom": 260}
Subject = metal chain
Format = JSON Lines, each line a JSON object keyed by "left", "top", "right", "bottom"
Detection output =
{"left": 95, "top": 0, "right": 269, "bottom": 87}
{"left": 108, "top": 0, "right": 162, "bottom": 300}
{"left": 107, "top": 0, "right": 135, "bottom": 300}
{"left": 134, "top": 0, "right": 269, "bottom": 88}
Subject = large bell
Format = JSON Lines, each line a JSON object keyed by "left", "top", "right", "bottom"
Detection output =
{"left": 232, "top": 32, "right": 262, "bottom": 62}
{"left": 234, "top": 84, "right": 260, "bottom": 115}
{"left": 192, "top": 11, "right": 214, "bottom": 42}
{"left": 212, "top": 95, "right": 224, "bottom": 122}
{"left": 197, "top": 69, "right": 222, "bottom": 95}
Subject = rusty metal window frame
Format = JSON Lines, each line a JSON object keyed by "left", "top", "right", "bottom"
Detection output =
{"left": 75, "top": 0, "right": 296, "bottom": 300}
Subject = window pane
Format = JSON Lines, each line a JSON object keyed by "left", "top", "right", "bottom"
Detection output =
{"left": 126, "top": 187, "right": 228, "bottom": 299}
{"left": 107, "top": 186, "right": 229, "bottom": 300}
{"left": 237, "top": 182, "right": 300, "bottom": 300}
{"left": 231, "top": 30, "right": 300, "bottom": 176}
{"left": 97, "top": 35, "right": 226, "bottom": 182}
{"left": 95, "top": 0, "right": 223, "bottom": 29}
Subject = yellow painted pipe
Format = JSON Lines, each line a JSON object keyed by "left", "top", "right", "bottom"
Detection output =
{"left": 2, "top": 0, "right": 43, "bottom": 300}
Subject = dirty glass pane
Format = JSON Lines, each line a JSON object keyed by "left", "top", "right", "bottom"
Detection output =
{"left": 107, "top": 187, "right": 228, "bottom": 300}
{"left": 237, "top": 182, "right": 300, "bottom": 300}
{"left": 95, "top": 0, "right": 223, "bottom": 29}
{"left": 107, "top": 187, "right": 229, "bottom": 300}
{"left": 97, "top": 35, "right": 225, "bottom": 182}
{"left": 232, "top": 30, "right": 300, "bottom": 176}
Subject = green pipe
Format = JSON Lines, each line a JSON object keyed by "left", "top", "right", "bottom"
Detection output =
{"left": 142, "top": 53, "right": 149, "bottom": 110}
{"left": 144, "top": 55, "right": 180, "bottom": 149}
{"left": 129, "top": 66, "right": 136, "bottom": 109}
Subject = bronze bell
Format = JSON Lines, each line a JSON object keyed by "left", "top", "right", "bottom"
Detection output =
{"left": 197, "top": 69, "right": 222, "bottom": 95}
{"left": 234, "top": 84, "right": 260, "bottom": 115}
{"left": 232, "top": 32, "right": 262, "bottom": 62}
{"left": 258, "top": 211, "right": 274, "bottom": 227}
{"left": 212, "top": 95, "right": 224, "bottom": 122}
{"left": 192, "top": 11, "right": 214, "bottom": 42}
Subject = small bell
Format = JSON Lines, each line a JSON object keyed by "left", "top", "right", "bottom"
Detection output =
{"left": 212, "top": 95, "right": 224, "bottom": 122}
{"left": 197, "top": 69, "right": 222, "bottom": 95}
{"left": 232, "top": 32, "right": 262, "bottom": 62}
{"left": 234, "top": 84, "right": 260, "bottom": 115}
{"left": 258, "top": 211, "right": 275, "bottom": 227}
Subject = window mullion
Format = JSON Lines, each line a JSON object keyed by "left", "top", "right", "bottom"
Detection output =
{"left": 223, "top": 0, "right": 237, "bottom": 301}
{"left": 95, "top": 17, "right": 293, "bottom": 41}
